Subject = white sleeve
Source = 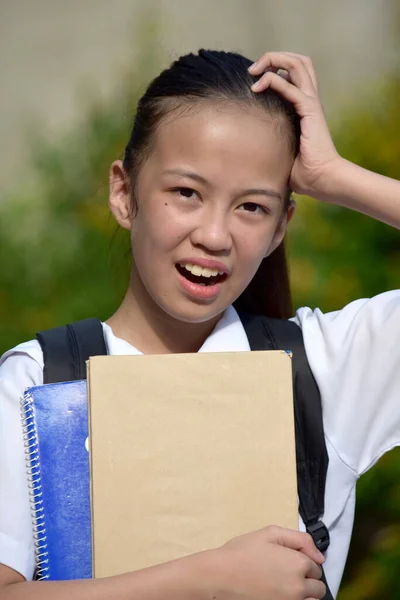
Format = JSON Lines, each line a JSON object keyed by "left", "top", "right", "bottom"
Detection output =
{"left": 293, "top": 290, "right": 400, "bottom": 476}
{"left": 0, "top": 341, "right": 44, "bottom": 580}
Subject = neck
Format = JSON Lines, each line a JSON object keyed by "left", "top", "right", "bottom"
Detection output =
{"left": 106, "top": 275, "right": 222, "bottom": 355}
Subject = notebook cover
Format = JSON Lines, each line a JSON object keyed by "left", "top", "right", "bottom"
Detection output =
{"left": 21, "top": 380, "right": 91, "bottom": 580}
{"left": 88, "top": 351, "right": 297, "bottom": 579}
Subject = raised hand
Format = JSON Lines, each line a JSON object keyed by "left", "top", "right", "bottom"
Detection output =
{"left": 249, "top": 51, "right": 341, "bottom": 201}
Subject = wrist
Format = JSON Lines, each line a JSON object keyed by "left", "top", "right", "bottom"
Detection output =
{"left": 312, "top": 156, "right": 355, "bottom": 204}
{"left": 122, "top": 551, "right": 214, "bottom": 600}
{"left": 173, "top": 549, "right": 221, "bottom": 600}
{"left": 183, "top": 547, "right": 231, "bottom": 600}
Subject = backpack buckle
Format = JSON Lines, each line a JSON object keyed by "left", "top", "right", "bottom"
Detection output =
{"left": 307, "top": 520, "right": 330, "bottom": 553}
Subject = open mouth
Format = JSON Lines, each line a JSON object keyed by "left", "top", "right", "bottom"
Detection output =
{"left": 176, "top": 263, "right": 227, "bottom": 287}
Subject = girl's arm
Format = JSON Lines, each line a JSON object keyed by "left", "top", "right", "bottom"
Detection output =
{"left": 0, "top": 557, "right": 204, "bottom": 600}
{"left": 0, "top": 526, "right": 326, "bottom": 600}
{"left": 248, "top": 51, "right": 400, "bottom": 229}
{"left": 317, "top": 158, "right": 400, "bottom": 228}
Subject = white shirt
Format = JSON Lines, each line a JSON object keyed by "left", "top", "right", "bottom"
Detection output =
{"left": 1, "top": 294, "right": 400, "bottom": 598}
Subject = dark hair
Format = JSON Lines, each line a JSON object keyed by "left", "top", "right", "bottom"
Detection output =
{"left": 123, "top": 49, "right": 300, "bottom": 319}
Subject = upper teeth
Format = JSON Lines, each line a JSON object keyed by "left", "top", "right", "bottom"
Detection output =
{"left": 181, "top": 263, "right": 223, "bottom": 278}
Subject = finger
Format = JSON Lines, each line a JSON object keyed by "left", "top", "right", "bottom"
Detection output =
{"left": 248, "top": 51, "right": 315, "bottom": 95}
{"left": 304, "top": 577, "right": 327, "bottom": 599}
{"left": 283, "top": 52, "right": 318, "bottom": 91}
{"left": 304, "top": 557, "right": 323, "bottom": 581}
{"left": 277, "top": 69, "right": 290, "bottom": 82}
{"left": 249, "top": 51, "right": 312, "bottom": 81}
{"left": 251, "top": 71, "right": 315, "bottom": 118}
{"left": 271, "top": 528, "right": 325, "bottom": 564}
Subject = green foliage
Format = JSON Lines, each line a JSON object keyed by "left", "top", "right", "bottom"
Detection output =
{"left": 0, "top": 102, "right": 127, "bottom": 342}
{"left": 0, "top": 47, "right": 399, "bottom": 597}
{"left": 0, "top": 11, "right": 162, "bottom": 345}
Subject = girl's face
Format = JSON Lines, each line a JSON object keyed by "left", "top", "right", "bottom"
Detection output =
{"left": 110, "top": 103, "right": 295, "bottom": 324}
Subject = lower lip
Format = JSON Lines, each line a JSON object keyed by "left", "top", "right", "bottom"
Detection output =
{"left": 176, "top": 269, "right": 223, "bottom": 300}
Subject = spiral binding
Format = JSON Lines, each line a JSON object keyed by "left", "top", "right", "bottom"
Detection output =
{"left": 20, "top": 393, "right": 50, "bottom": 580}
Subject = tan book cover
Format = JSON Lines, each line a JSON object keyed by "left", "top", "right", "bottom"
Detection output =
{"left": 87, "top": 351, "right": 297, "bottom": 579}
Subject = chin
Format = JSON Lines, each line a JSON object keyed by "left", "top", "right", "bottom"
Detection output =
{"left": 159, "top": 298, "right": 229, "bottom": 325}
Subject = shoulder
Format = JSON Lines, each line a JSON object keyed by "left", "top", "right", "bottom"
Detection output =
{"left": 291, "top": 289, "right": 400, "bottom": 378}
{"left": 0, "top": 320, "right": 136, "bottom": 387}
{"left": 292, "top": 289, "right": 400, "bottom": 365}
{"left": 0, "top": 339, "right": 44, "bottom": 388}
{"left": 293, "top": 288, "right": 400, "bottom": 328}
{"left": 292, "top": 290, "right": 400, "bottom": 474}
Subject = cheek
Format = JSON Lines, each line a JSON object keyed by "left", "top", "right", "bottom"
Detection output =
{"left": 234, "top": 221, "right": 277, "bottom": 267}
{"left": 131, "top": 201, "right": 189, "bottom": 259}
{"left": 236, "top": 242, "right": 266, "bottom": 285}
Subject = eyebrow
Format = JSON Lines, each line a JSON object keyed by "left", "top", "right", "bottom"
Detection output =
{"left": 162, "top": 168, "right": 282, "bottom": 202}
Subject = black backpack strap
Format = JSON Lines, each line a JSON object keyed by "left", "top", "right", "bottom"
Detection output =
{"left": 36, "top": 318, "right": 107, "bottom": 384}
{"left": 240, "top": 312, "right": 333, "bottom": 599}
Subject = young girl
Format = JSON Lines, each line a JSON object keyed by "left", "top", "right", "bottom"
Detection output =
{"left": 0, "top": 49, "right": 399, "bottom": 600}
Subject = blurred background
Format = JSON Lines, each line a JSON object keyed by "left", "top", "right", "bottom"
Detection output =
{"left": 1, "top": 1, "right": 399, "bottom": 597}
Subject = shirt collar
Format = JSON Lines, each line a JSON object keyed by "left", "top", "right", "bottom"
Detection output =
{"left": 198, "top": 305, "right": 250, "bottom": 353}
{"left": 103, "top": 305, "right": 250, "bottom": 355}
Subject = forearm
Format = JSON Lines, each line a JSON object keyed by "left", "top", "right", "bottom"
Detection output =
{"left": 320, "top": 157, "right": 400, "bottom": 229}
{"left": 1, "top": 553, "right": 208, "bottom": 600}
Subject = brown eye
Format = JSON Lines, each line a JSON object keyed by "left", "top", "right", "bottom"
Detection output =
{"left": 174, "top": 187, "right": 198, "bottom": 199}
{"left": 239, "top": 202, "right": 268, "bottom": 214}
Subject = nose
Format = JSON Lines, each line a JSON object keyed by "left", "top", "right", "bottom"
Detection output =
{"left": 190, "top": 206, "right": 232, "bottom": 254}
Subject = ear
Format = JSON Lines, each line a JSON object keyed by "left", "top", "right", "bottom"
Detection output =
{"left": 109, "top": 160, "right": 132, "bottom": 231}
{"left": 266, "top": 199, "right": 296, "bottom": 256}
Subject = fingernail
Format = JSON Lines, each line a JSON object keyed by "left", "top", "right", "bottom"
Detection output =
{"left": 251, "top": 81, "right": 261, "bottom": 91}
{"left": 318, "top": 551, "right": 325, "bottom": 562}
{"left": 248, "top": 62, "right": 258, "bottom": 73}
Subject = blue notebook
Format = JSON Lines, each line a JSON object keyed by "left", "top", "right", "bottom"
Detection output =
{"left": 21, "top": 380, "right": 91, "bottom": 580}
